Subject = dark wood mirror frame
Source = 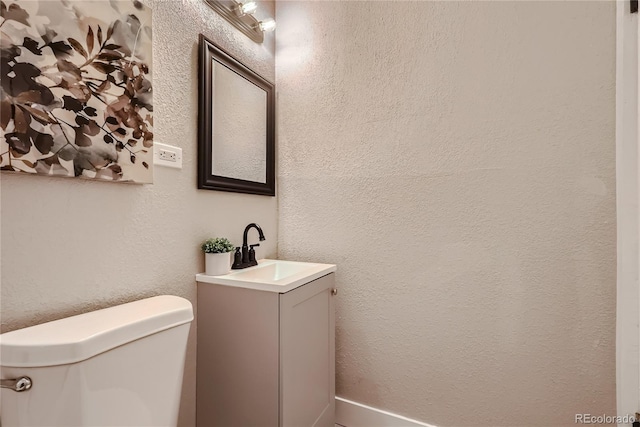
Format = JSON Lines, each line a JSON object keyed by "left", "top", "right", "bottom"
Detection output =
{"left": 198, "top": 34, "right": 275, "bottom": 196}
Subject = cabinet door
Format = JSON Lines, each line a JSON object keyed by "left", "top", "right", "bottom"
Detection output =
{"left": 197, "top": 284, "right": 280, "bottom": 427}
{"left": 280, "top": 273, "right": 335, "bottom": 427}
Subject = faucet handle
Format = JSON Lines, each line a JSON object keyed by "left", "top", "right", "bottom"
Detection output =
{"left": 231, "top": 247, "right": 243, "bottom": 269}
{"left": 248, "top": 244, "right": 259, "bottom": 265}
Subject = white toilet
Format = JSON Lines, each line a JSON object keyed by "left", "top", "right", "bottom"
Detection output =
{"left": 0, "top": 295, "right": 193, "bottom": 427}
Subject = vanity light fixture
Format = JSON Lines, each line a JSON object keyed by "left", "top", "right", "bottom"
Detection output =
{"left": 203, "top": 0, "right": 275, "bottom": 44}
{"left": 257, "top": 18, "right": 276, "bottom": 32}
{"left": 236, "top": 1, "right": 257, "bottom": 16}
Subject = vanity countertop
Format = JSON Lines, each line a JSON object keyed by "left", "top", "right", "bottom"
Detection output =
{"left": 196, "top": 259, "right": 336, "bottom": 293}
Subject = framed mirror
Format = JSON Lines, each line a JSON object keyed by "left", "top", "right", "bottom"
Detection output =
{"left": 198, "top": 34, "right": 275, "bottom": 196}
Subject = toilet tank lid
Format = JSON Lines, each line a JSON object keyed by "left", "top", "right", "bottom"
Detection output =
{"left": 0, "top": 295, "right": 193, "bottom": 368}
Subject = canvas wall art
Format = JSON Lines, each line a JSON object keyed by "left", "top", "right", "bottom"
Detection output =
{"left": 0, "top": 0, "right": 153, "bottom": 183}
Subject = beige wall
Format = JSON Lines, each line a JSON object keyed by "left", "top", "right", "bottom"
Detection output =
{"left": 0, "top": 1, "right": 277, "bottom": 425}
{"left": 276, "top": 1, "right": 616, "bottom": 426}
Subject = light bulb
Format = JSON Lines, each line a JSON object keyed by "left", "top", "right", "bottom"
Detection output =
{"left": 237, "top": 1, "right": 257, "bottom": 16}
{"left": 258, "top": 18, "right": 276, "bottom": 32}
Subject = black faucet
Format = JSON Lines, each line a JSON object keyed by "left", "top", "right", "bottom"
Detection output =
{"left": 232, "top": 223, "right": 266, "bottom": 269}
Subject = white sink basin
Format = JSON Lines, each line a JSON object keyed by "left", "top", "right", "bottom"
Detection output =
{"left": 196, "top": 259, "right": 336, "bottom": 293}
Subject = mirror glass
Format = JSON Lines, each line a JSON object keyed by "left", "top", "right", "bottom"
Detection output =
{"left": 211, "top": 61, "right": 267, "bottom": 183}
{"left": 198, "top": 34, "right": 275, "bottom": 196}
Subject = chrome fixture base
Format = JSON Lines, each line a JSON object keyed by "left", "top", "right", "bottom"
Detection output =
{"left": 1, "top": 376, "right": 32, "bottom": 392}
{"left": 204, "top": 0, "right": 264, "bottom": 43}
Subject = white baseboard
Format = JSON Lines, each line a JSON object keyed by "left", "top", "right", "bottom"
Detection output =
{"left": 335, "top": 397, "right": 437, "bottom": 427}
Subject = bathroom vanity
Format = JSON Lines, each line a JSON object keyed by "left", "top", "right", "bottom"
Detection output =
{"left": 195, "top": 260, "right": 337, "bottom": 427}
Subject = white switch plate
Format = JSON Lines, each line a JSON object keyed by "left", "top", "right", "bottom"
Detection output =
{"left": 154, "top": 142, "right": 182, "bottom": 169}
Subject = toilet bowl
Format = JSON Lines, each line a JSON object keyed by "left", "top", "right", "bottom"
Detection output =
{"left": 0, "top": 295, "right": 193, "bottom": 427}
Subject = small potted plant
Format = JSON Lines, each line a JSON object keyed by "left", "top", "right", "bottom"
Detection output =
{"left": 201, "top": 237, "right": 235, "bottom": 276}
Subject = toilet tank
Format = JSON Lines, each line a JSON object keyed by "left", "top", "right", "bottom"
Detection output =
{"left": 0, "top": 295, "right": 193, "bottom": 427}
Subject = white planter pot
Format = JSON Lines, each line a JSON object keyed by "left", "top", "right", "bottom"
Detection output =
{"left": 205, "top": 252, "right": 231, "bottom": 276}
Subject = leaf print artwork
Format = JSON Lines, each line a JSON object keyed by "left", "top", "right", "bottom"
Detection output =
{"left": 0, "top": 0, "right": 153, "bottom": 183}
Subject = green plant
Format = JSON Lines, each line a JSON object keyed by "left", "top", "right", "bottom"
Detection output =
{"left": 201, "top": 237, "right": 235, "bottom": 254}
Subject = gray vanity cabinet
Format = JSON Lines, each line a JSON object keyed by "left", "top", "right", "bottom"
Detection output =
{"left": 196, "top": 273, "right": 336, "bottom": 427}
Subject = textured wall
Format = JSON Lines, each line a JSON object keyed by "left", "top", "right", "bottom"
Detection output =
{"left": 276, "top": 1, "right": 616, "bottom": 426}
{"left": 0, "top": 1, "right": 277, "bottom": 425}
